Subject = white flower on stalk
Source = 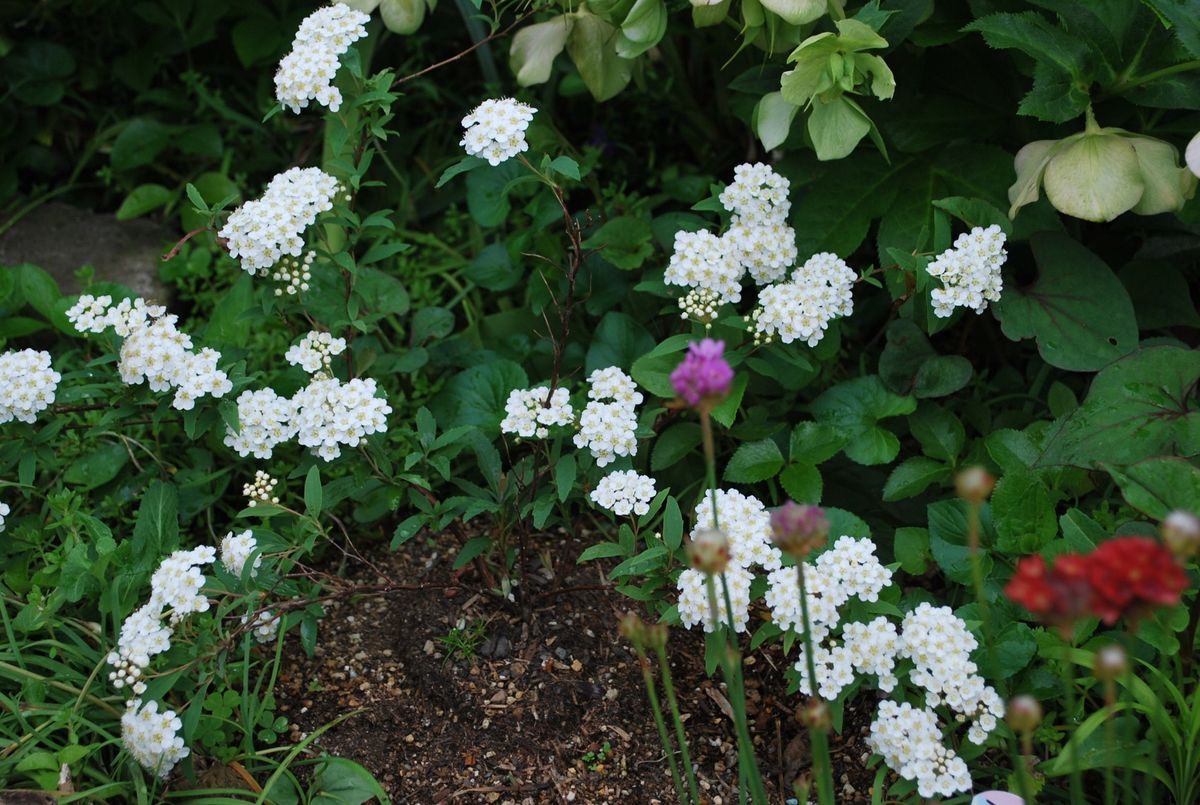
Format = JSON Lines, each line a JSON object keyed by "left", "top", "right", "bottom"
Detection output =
{"left": 590, "top": 470, "right": 656, "bottom": 517}
{"left": 926, "top": 224, "right": 1006, "bottom": 318}
{"left": 121, "top": 699, "right": 190, "bottom": 778}
{"left": 274, "top": 2, "right": 370, "bottom": 114}
{"left": 676, "top": 564, "right": 753, "bottom": 633}
{"left": 224, "top": 388, "right": 299, "bottom": 460}
{"left": 292, "top": 375, "right": 391, "bottom": 461}
{"left": 0, "top": 349, "right": 60, "bottom": 424}
{"left": 500, "top": 386, "right": 574, "bottom": 439}
{"left": 285, "top": 330, "right": 347, "bottom": 375}
{"left": 664, "top": 229, "right": 744, "bottom": 305}
{"left": 460, "top": 98, "right": 537, "bottom": 166}
{"left": 867, "top": 700, "right": 972, "bottom": 798}
{"left": 220, "top": 529, "right": 261, "bottom": 578}
{"left": 219, "top": 167, "right": 339, "bottom": 274}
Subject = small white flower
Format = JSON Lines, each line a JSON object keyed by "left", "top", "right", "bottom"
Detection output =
{"left": 220, "top": 529, "right": 261, "bottom": 578}
{"left": 664, "top": 229, "right": 744, "bottom": 305}
{"left": 121, "top": 699, "right": 190, "bottom": 777}
{"left": 0, "top": 349, "right": 61, "bottom": 424}
{"left": 926, "top": 225, "right": 1006, "bottom": 318}
{"left": 285, "top": 330, "right": 347, "bottom": 374}
{"left": 590, "top": 470, "right": 656, "bottom": 517}
{"left": 219, "top": 167, "right": 339, "bottom": 274}
{"left": 460, "top": 98, "right": 536, "bottom": 166}
{"left": 274, "top": 3, "right": 370, "bottom": 114}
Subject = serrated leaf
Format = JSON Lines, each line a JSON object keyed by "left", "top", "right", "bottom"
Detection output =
{"left": 882, "top": 456, "right": 948, "bottom": 501}
{"left": 1106, "top": 458, "right": 1200, "bottom": 519}
{"left": 992, "top": 471, "right": 1057, "bottom": 554}
{"left": 894, "top": 526, "right": 931, "bottom": 574}
{"left": 724, "top": 439, "right": 785, "bottom": 483}
{"left": 779, "top": 463, "right": 823, "bottom": 504}
{"left": 811, "top": 376, "right": 916, "bottom": 465}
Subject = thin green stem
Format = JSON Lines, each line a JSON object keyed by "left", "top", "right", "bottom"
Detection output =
{"left": 1064, "top": 658, "right": 1085, "bottom": 805}
{"left": 967, "top": 501, "right": 1034, "bottom": 803}
{"left": 1105, "top": 679, "right": 1116, "bottom": 805}
{"left": 634, "top": 646, "right": 688, "bottom": 804}
{"left": 1105, "top": 59, "right": 1200, "bottom": 97}
{"left": 719, "top": 574, "right": 767, "bottom": 804}
{"left": 654, "top": 642, "right": 702, "bottom": 805}
{"left": 699, "top": 410, "right": 720, "bottom": 530}
{"left": 797, "top": 563, "right": 835, "bottom": 805}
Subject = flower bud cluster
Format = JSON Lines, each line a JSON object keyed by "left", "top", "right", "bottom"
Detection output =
{"left": 219, "top": 167, "right": 339, "bottom": 274}
{"left": 677, "top": 287, "right": 721, "bottom": 325}
{"left": 272, "top": 252, "right": 314, "bottom": 296}
{"left": 244, "top": 470, "right": 280, "bottom": 507}
{"left": 590, "top": 470, "right": 656, "bottom": 517}
{"left": 66, "top": 295, "right": 232, "bottom": 411}
{"left": 926, "top": 225, "right": 1006, "bottom": 318}
{"left": 285, "top": 330, "right": 347, "bottom": 375}
{"left": 274, "top": 2, "right": 369, "bottom": 114}
{"left": 0, "top": 349, "right": 60, "bottom": 424}
{"left": 460, "top": 98, "right": 537, "bottom": 166}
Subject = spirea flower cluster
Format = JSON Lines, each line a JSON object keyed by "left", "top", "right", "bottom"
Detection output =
{"left": 0, "top": 349, "right": 60, "bottom": 424}
{"left": 590, "top": 470, "right": 656, "bottom": 517}
{"left": 274, "top": 2, "right": 369, "bottom": 114}
{"left": 244, "top": 470, "right": 280, "bottom": 507}
{"left": 867, "top": 700, "right": 972, "bottom": 798}
{"left": 500, "top": 386, "right": 574, "bottom": 439}
{"left": 225, "top": 388, "right": 299, "bottom": 459}
{"left": 272, "top": 252, "right": 314, "bottom": 296}
{"left": 749, "top": 252, "right": 856, "bottom": 347}
{"left": 66, "top": 295, "right": 232, "bottom": 411}
{"left": 285, "top": 330, "right": 347, "bottom": 374}
{"left": 664, "top": 229, "right": 744, "bottom": 305}
{"left": 121, "top": 699, "right": 190, "bottom": 778}
{"left": 460, "top": 98, "right": 537, "bottom": 166}
{"left": 293, "top": 376, "right": 392, "bottom": 461}
{"left": 719, "top": 162, "right": 792, "bottom": 225}
{"left": 575, "top": 368, "right": 641, "bottom": 467}
{"left": 244, "top": 610, "right": 281, "bottom": 644}
{"left": 221, "top": 529, "right": 261, "bottom": 578}
{"left": 218, "top": 167, "right": 339, "bottom": 274}
{"left": 926, "top": 224, "right": 1007, "bottom": 317}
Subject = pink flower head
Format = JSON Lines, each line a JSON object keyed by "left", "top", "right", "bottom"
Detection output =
{"left": 670, "top": 339, "right": 733, "bottom": 408}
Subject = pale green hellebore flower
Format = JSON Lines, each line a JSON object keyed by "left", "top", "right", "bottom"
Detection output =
{"left": 1009, "top": 112, "right": 1196, "bottom": 222}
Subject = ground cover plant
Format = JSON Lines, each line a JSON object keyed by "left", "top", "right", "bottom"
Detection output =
{"left": 1, "top": 0, "right": 1199, "bottom": 802}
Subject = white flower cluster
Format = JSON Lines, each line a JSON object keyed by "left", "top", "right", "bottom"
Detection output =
{"left": 225, "top": 388, "right": 299, "bottom": 459}
{"left": 926, "top": 224, "right": 1006, "bottom": 318}
{"left": 500, "top": 386, "right": 574, "bottom": 439}
{"left": 868, "top": 700, "right": 972, "bottom": 798}
{"left": 272, "top": 252, "right": 314, "bottom": 296}
{"left": 0, "top": 499, "right": 8, "bottom": 532}
{"left": 243, "top": 610, "right": 281, "bottom": 645}
{"left": 274, "top": 2, "right": 369, "bottom": 114}
{"left": 664, "top": 229, "right": 744, "bottom": 305}
{"left": 676, "top": 490, "right": 783, "bottom": 633}
{"left": 218, "top": 167, "right": 339, "bottom": 274}
{"left": 221, "top": 529, "right": 261, "bottom": 578}
{"left": 590, "top": 470, "right": 656, "bottom": 517}
{"left": 108, "top": 546, "right": 217, "bottom": 697}
{"left": 719, "top": 162, "right": 792, "bottom": 226}
{"left": 66, "top": 295, "right": 232, "bottom": 411}
{"left": 244, "top": 470, "right": 280, "bottom": 507}
{"left": 293, "top": 376, "right": 391, "bottom": 461}
{"left": 723, "top": 219, "right": 798, "bottom": 285}
{"left": 460, "top": 98, "right": 536, "bottom": 166}
{"left": 121, "top": 699, "right": 190, "bottom": 779}
{"left": 748, "top": 252, "right": 856, "bottom": 347}
{"left": 285, "top": 330, "right": 347, "bottom": 374}
{"left": 575, "top": 368, "right": 641, "bottom": 467}
{"left": 0, "top": 349, "right": 59, "bottom": 424}
{"left": 900, "top": 603, "right": 1003, "bottom": 744}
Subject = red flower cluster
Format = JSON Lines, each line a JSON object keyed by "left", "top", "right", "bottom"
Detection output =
{"left": 1006, "top": 537, "right": 1189, "bottom": 630}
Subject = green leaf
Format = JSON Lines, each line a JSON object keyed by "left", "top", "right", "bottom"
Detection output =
{"left": 931, "top": 196, "right": 1012, "bottom": 235}
{"left": 652, "top": 423, "right": 701, "bottom": 471}
{"left": 793, "top": 152, "right": 903, "bottom": 259}
{"left": 663, "top": 497, "right": 684, "bottom": 549}
{"left": 753, "top": 92, "right": 799, "bottom": 151}
{"left": 927, "top": 499, "right": 994, "bottom": 584}
{"left": 807, "top": 95, "right": 873, "bottom": 161}
{"left": 586, "top": 311, "right": 655, "bottom": 372}
{"left": 428, "top": 361, "right": 528, "bottom": 431}
{"left": 465, "top": 243, "right": 521, "bottom": 291}
{"left": 116, "top": 183, "right": 173, "bottom": 220}
{"left": 436, "top": 155, "right": 486, "bottom": 188}
{"left": 609, "top": 545, "right": 668, "bottom": 578}
{"left": 309, "top": 757, "right": 388, "bottom": 805}
{"left": 1106, "top": 458, "right": 1200, "bottom": 520}
{"left": 894, "top": 526, "right": 931, "bottom": 574}
{"left": 548, "top": 155, "right": 582, "bottom": 181}
{"left": 1036, "top": 346, "right": 1200, "bottom": 467}
{"left": 825, "top": 507, "right": 871, "bottom": 539}
{"left": 555, "top": 454, "right": 577, "bottom": 503}
{"left": 411, "top": 307, "right": 454, "bottom": 343}
{"left": 710, "top": 374, "right": 749, "bottom": 428}
{"left": 63, "top": 442, "right": 129, "bottom": 490}
{"left": 779, "top": 463, "right": 823, "bottom": 504}
{"left": 582, "top": 215, "right": 654, "bottom": 269}
{"left": 988, "top": 622, "right": 1038, "bottom": 677}
{"left": 964, "top": 12, "right": 1092, "bottom": 81}
{"left": 724, "top": 439, "right": 785, "bottom": 483}
{"left": 578, "top": 542, "right": 627, "bottom": 562}
{"left": 465, "top": 159, "right": 523, "bottom": 227}
{"left": 882, "top": 456, "right": 948, "bottom": 501}
{"left": 811, "top": 376, "right": 916, "bottom": 465}
{"left": 132, "top": 481, "right": 179, "bottom": 568}
{"left": 111, "top": 118, "right": 172, "bottom": 172}
{"left": 789, "top": 421, "right": 846, "bottom": 465}
{"left": 914, "top": 355, "right": 972, "bottom": 398}
{"left": 1058, "top": 508, "right": 1106, "bottom": 552}
{"left": 566, "top": 13, "right": 633, "bottom": 102}
{"left": 617, "top": 0, "right": 667, "bottom": 58}
{"left": 304, "top": 467, "right": 323, "bottom": 517}
{"left": 454, "top": 537, "right": 493, "bottom": 569}
{"left": 356, "top": 266, "right": 410, "bottom": 317}
{"left": 992, "top": 471, "right": 1057, "bottom": 554}
{"left": 909, "top": 403, "right": 965, "bottom": 463}
{"left": 993, "top": 232, "right": 1138, "bottom": 372}
{"left": 879, "top": 319, "right": 934, "bottom": 394}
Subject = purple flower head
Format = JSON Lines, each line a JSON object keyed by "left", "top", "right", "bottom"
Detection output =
{"left": 770, "top": 501, "right": 829, "bottom": 558}
{"left": 670, "top": 339, "right": 733, "bottom": 408}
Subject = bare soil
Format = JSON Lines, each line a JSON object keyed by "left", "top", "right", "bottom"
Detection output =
{"left": 276, "top": 525, "right": 885, "bottom": 804}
